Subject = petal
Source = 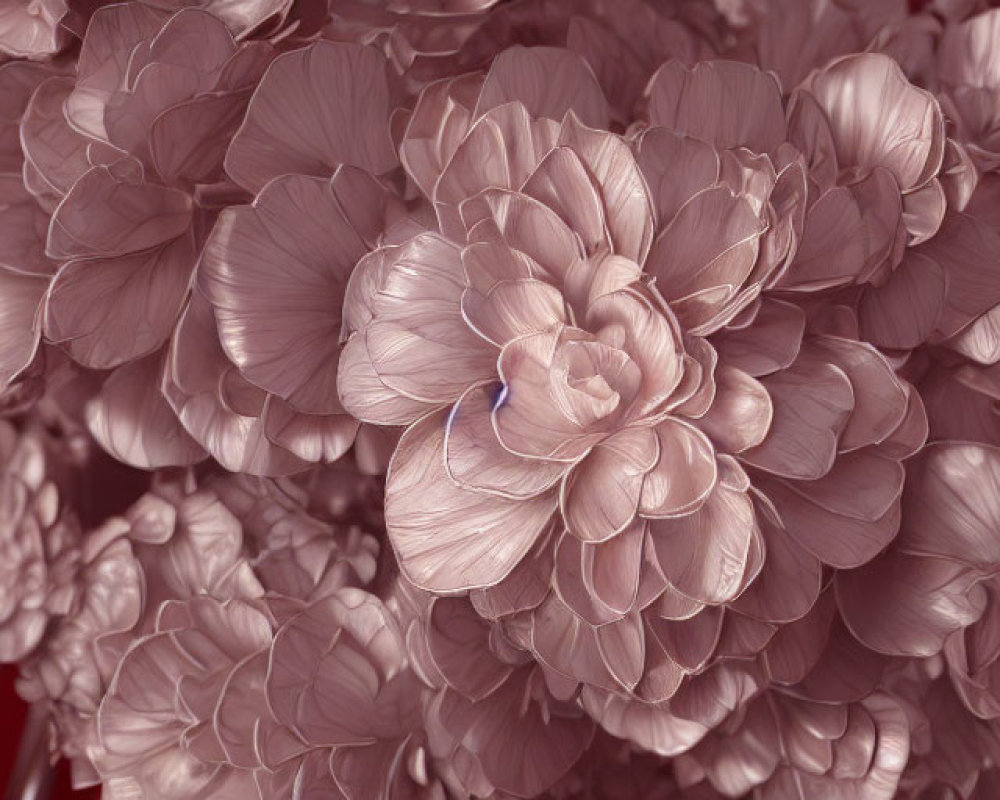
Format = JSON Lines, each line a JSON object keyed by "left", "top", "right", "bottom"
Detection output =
{"left": 149, "top": 91, "right": 253, "bottom": 186}
{"left": 46, "top": 166, "right": 192, "bottom": 261}
{"left": 225, "top": 42, "right": 397, "bottom": 193}
{"left": 636, "top": 127, "right": 720, "bottom": 225}
{"left": 0, "top": 175, "right": 58, "bottom": 275}
{"left": 386, "top": 409, "right": 557, "bottom": 591}
{"left": 461, "top": 278, "right": 569, "bottom": 348}
{"left": 730, "top": 507, "right": 822, "bottom": 624}
{"left": 783, "top": 185, "right": 868, "bottom": 291}
{"left": 445, "top": 382, "right": 567, "bottom": 499}
{"left": 806, "top": 336, "right": 908, "bottom": 451}
{"left": 521, "top": 146, "right": 607, "bottom": 255}
{"left": 399, "top": 73, "right": 480, "bottom": 200}
{"left": 0, "top": 268, "right": 45, "bottom": 389}
{"left": 740, "top": 356, "right": 854, "bottom": 480}
{"left": 45, "top": 234, "right": 195, "bottom": 370}
{"left": 837, "top": 549, "right": 986, "bottom": 658}
{"left": 20, "top": 76, "right": 92, "bottom": 201}
{"left": 556, "top": 114, "right": 656, "bottom": 263}
{"left": 924, "top": 212, "right": 1000, "bottom": 340}
{"left": 760, "top": 463, "right": 902, "bottom": 570}
{"left": 696, "top": 365, "right": 773, "bottom": 454}
{"left": 163, "top": 293, "right": 307, "bottom": 476}
{"left": 712, "top": 298, "right": 805, "bottom": 378}
{"left": 647, "top": 185, "right": 763, "bottom": 314}
{"left": 897, "top": 442, "right": 1000, "bottom": 569}
{"left": 426, "top": 598, "right": 513, "bottom": 702}
{"left": 645, "top": 60, "right": 787, "bottom": 154}
{"left": 638, "top": 419, "right": 717, "bottom": 519}
{"left": 434, "top": 103, "right": 559, "bottom": 237}
{"left": 807, "top": 52, "right": 944, "bottom": 190}
{"left": 459, "top": 188, "right": 583, "bottom": 287}
{"left": 902, "top": 178, "right": 946, "bottom": 244}
{"left": 199, "top": 172, "right": 375, "bottom": 414}
{"left": 475, "top": 46, "right": 609, "bottom": 129}
{"left": 858, "top": 251, "right": 945, "bottom": 350}
{"left": 648, "top": 464, "right": 755, "bottom": 604}
{"left": 65, "top": 3, "right": 170, "bottom": 140}
{"left": 87, "top": 354, "right": 207, "bottom": 469}
{"left": 562, "top": 426, "right": 659, "bottom": 542}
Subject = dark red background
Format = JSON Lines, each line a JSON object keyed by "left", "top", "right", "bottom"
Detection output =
{"left": 0, "top": 665, "right": 99, "bottom": 800}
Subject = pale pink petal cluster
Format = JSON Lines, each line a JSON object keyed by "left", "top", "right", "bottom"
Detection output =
{"left": 4, "top": 1, "right": 1000, "bottom": 799}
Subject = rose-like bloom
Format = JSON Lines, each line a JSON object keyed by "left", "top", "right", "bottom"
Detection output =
{"left": 92, "top": 596, "right": 278, "bottom": 799}
{"left": 338, "top": 46, "right": 923, "bottom": 759}
{"left": 162, "top": 40, "right": 406, "bottom": 476}
{"left": 0, "top": 420, "right": 81, "bottom": 663}
{"left": 16, "top": 475, "right": 263, "bottom": 786}
{"left": 403, "top": 592, "right": 595, "bottom": 798}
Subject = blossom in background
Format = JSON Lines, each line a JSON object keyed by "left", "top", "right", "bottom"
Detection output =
{"left": 2, "top": 1, "right": 1000, "bottom": 799}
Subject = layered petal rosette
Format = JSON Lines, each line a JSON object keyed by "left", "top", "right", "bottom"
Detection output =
{"left": 338, "top": 46, "right": 921, "bottom": 756}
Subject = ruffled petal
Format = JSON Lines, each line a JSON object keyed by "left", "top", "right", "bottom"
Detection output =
{"left": 475, "top": 46, "right": 609, "bottom": 129}
{"left": 45, "top": 234, "right": 195, "bottom": 369}
{"left": 645, "top": 60, "right": 787, "bottom": 154}
{"left": 46, "top": 166, "right": 192, "bottom": 261}
{"left": 87, "top": 354, "right": 207, "bottom": 470}
{"left": 562, "top": 426, "right": 659, "bottom": 542}
{"left": 386, "top": 409, "right": 557, "bottom": 591}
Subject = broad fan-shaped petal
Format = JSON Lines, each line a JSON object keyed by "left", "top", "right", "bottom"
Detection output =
{"left": 386, "top": 410, "right": 557, "bottom": 591}
{"left": 225, "top": 41, "right": 397, "bottom": 193}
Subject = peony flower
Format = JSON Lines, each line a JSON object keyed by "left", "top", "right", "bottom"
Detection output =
{"left": 338, "top": 46, "right": 922, "bottom": 757}
{"left": 163, "top": 40, "right": 407, "bottom": 476}
{"left": 92, "top": 596, "right": 277, "bottom": 799}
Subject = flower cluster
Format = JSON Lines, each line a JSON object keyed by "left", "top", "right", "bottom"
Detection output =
{"left": 2, "top": 1, "right": 1000, "bottom": 798}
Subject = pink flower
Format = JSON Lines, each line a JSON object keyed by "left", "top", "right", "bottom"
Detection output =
{"left": 338, "top": 48, "right": 921, "bottom": 758}
{"left": 30, "top": 6, "right": 274, "bottom": 371}
{"left": 93, "top": 596, "right": 276, "bottom": 799}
